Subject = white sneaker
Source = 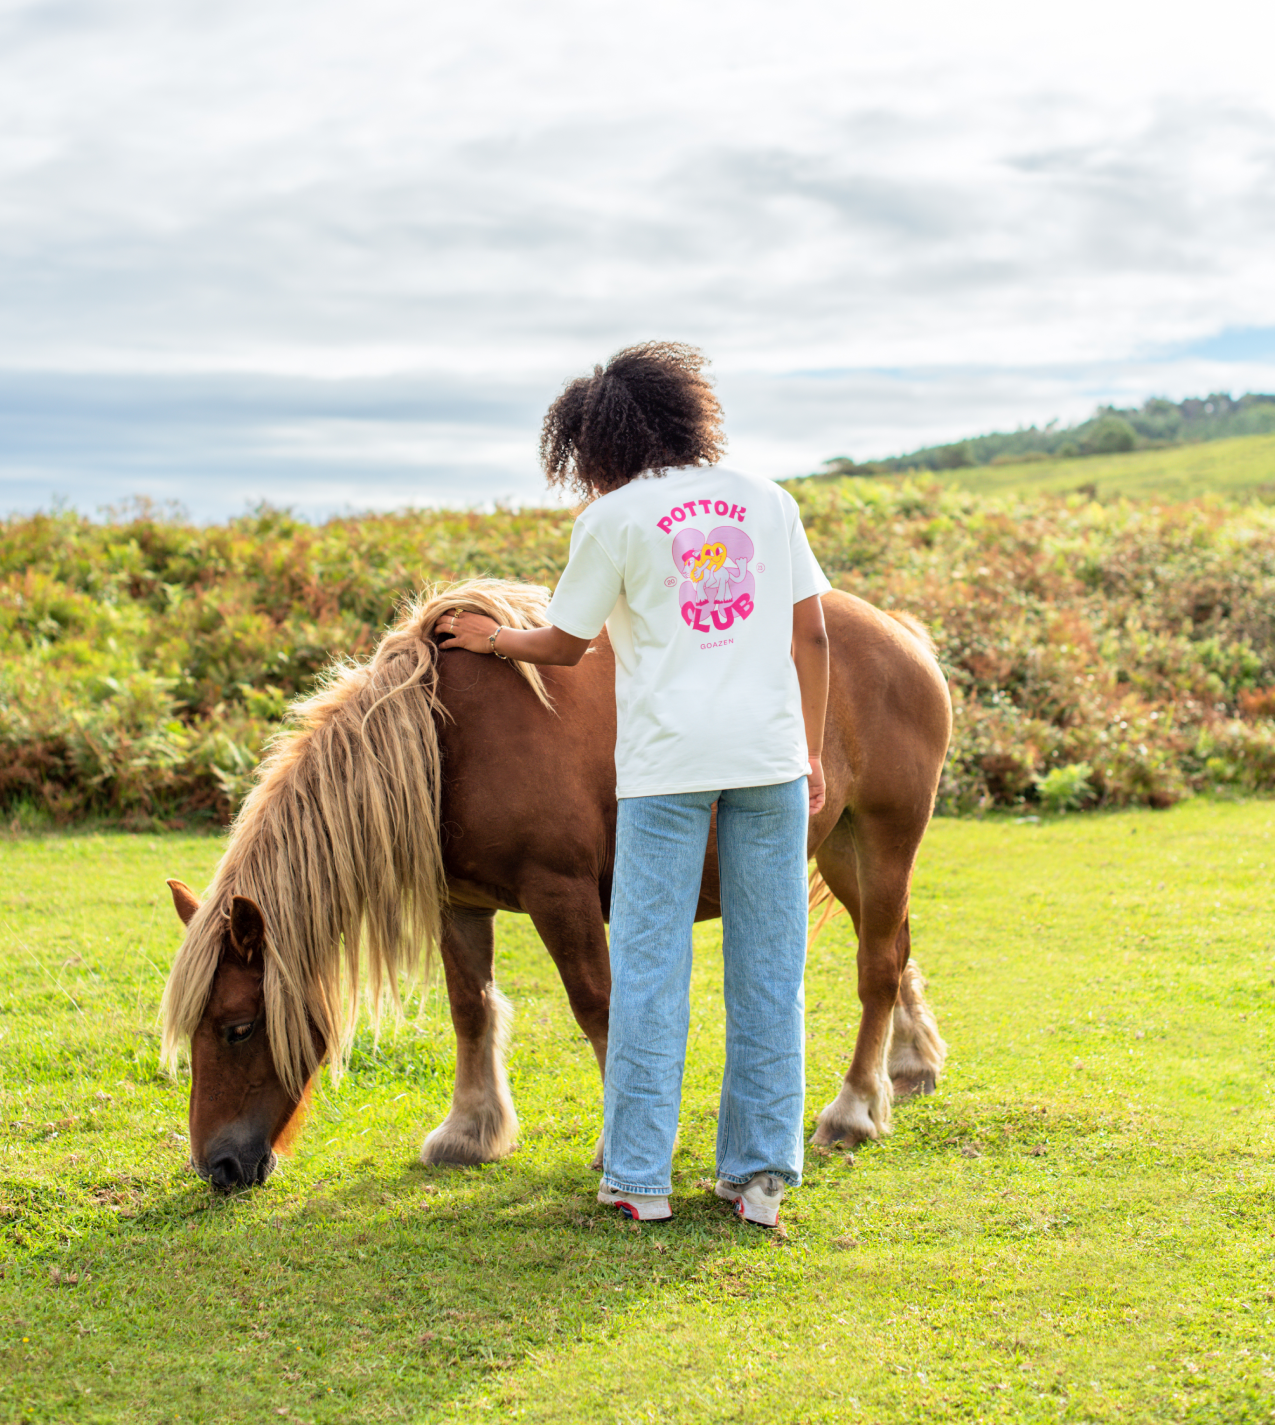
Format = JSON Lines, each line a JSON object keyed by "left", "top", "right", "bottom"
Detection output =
{"left": 714, "top": 1172, "right": 785, "bottom": 1227}
{"left": 597, "top": 1183, "right": 673, "bottom": 1222}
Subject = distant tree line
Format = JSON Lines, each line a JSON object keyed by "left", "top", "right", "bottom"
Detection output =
{"left": 815, "top": 391, "right": 1275, "bottom": 478}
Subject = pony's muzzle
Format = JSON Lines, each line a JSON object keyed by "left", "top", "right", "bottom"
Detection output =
{"left": 204, "top": 1137, "right": 277, "bottom": 1190}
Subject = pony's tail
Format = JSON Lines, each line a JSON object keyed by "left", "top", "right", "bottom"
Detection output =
{"left": 885, "top": 609, "right": 937, "bottom": 658}
{"left": 807, "top": 868, "right": 846, "bottom": 947}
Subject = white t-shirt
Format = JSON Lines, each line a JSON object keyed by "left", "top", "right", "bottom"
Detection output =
{"left": 546, "top": 465, "right": 832, "bottom": 798}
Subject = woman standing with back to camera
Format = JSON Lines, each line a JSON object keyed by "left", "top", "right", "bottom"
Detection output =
{"left": 442, "top": 342, "right": 830, "bottom": 1228}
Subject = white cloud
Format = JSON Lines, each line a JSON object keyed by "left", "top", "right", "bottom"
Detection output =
{"left": 1, "top": 0, "right": 1273, "bottom": 513}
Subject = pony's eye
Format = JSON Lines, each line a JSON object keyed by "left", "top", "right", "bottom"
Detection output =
{"left": 225, "top": 1021, "right": 256, "bottom": 1044}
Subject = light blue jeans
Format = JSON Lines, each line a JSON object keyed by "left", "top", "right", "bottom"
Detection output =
{"left": 602, "top": 778, "right": 809, "bottom": 1197}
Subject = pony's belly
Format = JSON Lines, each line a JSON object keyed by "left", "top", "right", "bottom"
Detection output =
{"left": 444, "top": 877, "right": 526, "bottom": 914}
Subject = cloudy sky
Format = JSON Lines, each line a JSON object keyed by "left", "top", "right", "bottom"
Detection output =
{"left": 3, "top": 0, "right": 1274, "bottom": 518}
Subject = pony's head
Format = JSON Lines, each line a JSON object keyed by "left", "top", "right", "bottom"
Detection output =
{"left": 163, "top": 879, "right": 320, "bottom": 1189}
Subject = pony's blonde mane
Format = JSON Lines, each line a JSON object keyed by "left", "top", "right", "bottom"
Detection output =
{"left": 160, "top": 578, "right": 554, "bottom": 1097}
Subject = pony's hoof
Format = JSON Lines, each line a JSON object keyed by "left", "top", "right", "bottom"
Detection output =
{"left": 421, "top": 1136, "right": 488, "bottom": 1166}
{"left": 421, "top": 1119, "right": 513, "bottom": 1166}
{"left": 812, "top": 1088, "right": 889, "bottom": 1148}
{"left": 588, "top": 1132, "right": 604, "bottom": 1172}
{"left": 811, "top": 1119, "right": 874, "bottom": 1149}
{"left": 891, "top": 1069, "right": 937, "bottom": 1099}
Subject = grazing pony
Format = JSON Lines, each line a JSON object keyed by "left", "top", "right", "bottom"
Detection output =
{"left": 161, "top": 579, "right": 951, "bottom": 1188}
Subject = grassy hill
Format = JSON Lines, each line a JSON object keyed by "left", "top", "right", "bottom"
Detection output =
{"left": 815, "top": 432, "right": 1275, "bottom": 501}
{"left": 814, "top": 391, "right": 1275, "bottom": 481}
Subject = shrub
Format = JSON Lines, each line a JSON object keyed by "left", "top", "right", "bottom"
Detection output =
{"left": 931, "top": 441, "right": 974, "bottom": 470}
{"left": 1035, "top": 762, "right": 1097, "bottom": 813}
{"left": 2, "top": 484, "right": 1274, "bottom": 824}
{"left": 1081, "top": 415, "right": 1138, "bottom": 455}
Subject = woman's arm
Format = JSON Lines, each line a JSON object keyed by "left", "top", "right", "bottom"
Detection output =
{"left": 792, "top": 594, "right": 829, "bottom": 815}
{"left": 439, "top": 610, "right": 591, "bottom": 666}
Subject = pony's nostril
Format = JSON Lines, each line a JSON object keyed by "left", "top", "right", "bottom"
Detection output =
{"left": 208, "top": 1145, "right": 273, "bottom": 1189}
{"left": 209, "top": 1155, "right": 245, "bottom": 1190}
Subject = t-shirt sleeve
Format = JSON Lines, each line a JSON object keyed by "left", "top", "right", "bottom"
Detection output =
{"left": 788, "top": 506, "right": 833, "bottom": 604}
{"left": 545, "top": 522, "right": 623, "bottom": 639}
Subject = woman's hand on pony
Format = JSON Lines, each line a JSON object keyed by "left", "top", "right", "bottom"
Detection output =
{"left": 438, "top": 610, "right": 590, "bottom": 667}
{"left": 437, "top": 608, "right": 501, "bottom": 654}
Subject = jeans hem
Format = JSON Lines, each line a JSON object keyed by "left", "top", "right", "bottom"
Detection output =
{"left": 716, "top": 1170, "right": 801, "bottom": 1188}
{"left": 602, "top": 1178, "right": 672, "bottom": 1196}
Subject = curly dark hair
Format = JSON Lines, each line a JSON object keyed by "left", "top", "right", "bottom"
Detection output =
{"left": 539, "top": 341, "right": 726, "bottom": 499}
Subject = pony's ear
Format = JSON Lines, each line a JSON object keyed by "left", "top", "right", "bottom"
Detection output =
{"left": 229, "top": 896, "right": 267, "bottom": 962}
{"left": 166, "top": 878, "right": 201, "bottom": 927}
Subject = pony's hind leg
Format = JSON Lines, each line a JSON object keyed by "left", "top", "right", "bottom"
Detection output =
{"left": 888, "top": 944, "right": 947, "bottom": 1099}
{"left": 422, "top": 906, "right": 519, "bottom": 1166}
{"left": 811, "top": 812, "right": 915, "bottom": 1148}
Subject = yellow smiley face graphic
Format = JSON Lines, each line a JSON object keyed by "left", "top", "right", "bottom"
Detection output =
{"left": 683, "top": 542, "right": 728, "bottom": 583}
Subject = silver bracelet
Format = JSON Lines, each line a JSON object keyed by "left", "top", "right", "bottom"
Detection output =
{"left": 488, "top": 626, "right": 509, "bottom": 660}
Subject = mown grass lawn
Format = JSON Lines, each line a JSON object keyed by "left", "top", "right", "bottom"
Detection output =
{"left": 1, "top": 801, "right": 1273, "bottom": 1424}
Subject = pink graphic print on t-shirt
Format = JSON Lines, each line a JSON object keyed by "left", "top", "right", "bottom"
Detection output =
{"left": 672, "top": 525, "right": 756, "bottom": 635}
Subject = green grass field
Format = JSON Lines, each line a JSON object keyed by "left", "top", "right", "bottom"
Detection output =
{"left": 905, "top": 431, "right": 1275, "bottom": 500}
{"left": 2, "top": 802, "right": 1273, "bottom": 1423}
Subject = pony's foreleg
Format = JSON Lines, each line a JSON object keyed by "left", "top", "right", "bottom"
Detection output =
{"left": 522, "top": 877, "right": 612, "bottom": 1171}
{"left": 812, "top": 814, "right": 915, "bottom": 1148}
{"left": 422, "top": 906, "right": 519, "bottom": 1166}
